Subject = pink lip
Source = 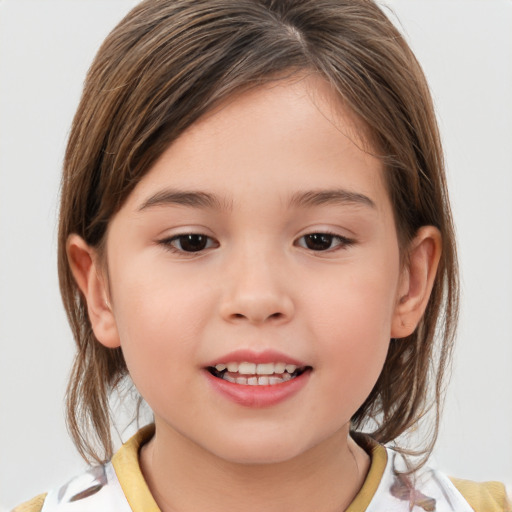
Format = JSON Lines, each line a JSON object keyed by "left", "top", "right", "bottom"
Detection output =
{"left": 205, "top": 349, "right": 306, "bottom": 367}
{"left": 204, "top": 368, "right": 311, "bottom": 408}
{"left": 203, "top": 349, "right": 311, "bottom": 408}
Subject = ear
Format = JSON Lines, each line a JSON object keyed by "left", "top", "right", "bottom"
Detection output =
{"left": 391, "top": 226, "right": 442, "bottom": 338}
{"left": 66, "top": 234, "right": 121, "bottom": 348}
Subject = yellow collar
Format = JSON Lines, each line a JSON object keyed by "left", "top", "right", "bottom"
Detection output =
{"left": 111, "top": 425, "right": 388, "bottom": 512}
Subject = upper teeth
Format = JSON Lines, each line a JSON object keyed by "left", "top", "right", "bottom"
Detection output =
{"left": 215, "top": 362, "right": 298, "bottom": 375}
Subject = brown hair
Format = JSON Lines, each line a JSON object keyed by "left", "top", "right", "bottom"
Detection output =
{"left": 59, "top": 0, "right": 458, "bottom": 463}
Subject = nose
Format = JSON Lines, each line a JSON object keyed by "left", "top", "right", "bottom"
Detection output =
{"left": 218, "top": 249, "right": 295, "bottom": 326}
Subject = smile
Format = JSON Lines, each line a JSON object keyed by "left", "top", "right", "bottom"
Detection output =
{"left": 207, "top": 362, "right": 311, "bottom": 386}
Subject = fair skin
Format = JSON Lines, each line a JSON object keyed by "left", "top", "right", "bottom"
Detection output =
{"left": 68, "top": 75, "right": 441, "bottom": 512}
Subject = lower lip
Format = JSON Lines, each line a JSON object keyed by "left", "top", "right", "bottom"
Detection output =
{"left": 204, "top": 370, "right": 311, "bottom": 408}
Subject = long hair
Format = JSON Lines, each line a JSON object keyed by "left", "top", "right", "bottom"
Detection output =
{"left": 58, "top": 0, "right": 458, "bottom": 463}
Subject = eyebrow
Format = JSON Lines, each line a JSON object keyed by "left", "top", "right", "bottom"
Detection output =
{"left": 288, "top": 189, "right": 376, "bottom": 209}
{"left": 138, "top": 188, "right": 375, "bottom": 212}
{"left": 139, "top": 190, "right": 232, "bottom": 211}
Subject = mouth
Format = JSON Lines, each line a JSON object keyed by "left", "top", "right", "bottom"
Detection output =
{"left": 207, "top": 362, "right": 312, "bottom": 386}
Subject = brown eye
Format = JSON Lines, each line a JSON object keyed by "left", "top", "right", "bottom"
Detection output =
{"left": 303, "top": 233, "right": 335, "bottom": 251}
{"left": 297, "top": 233, "right": 354, "bottom": 252}
{"left": 165, "top": 234, "right": 216, "bottom": 253}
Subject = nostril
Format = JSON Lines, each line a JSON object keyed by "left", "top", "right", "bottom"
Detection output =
{"left": 229, "top": 311, "right": 284, "bottom": 323}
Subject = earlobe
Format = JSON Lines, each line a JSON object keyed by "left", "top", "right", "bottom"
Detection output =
{"left": 66, "top": 234, "right": 121, "bottom": 348}
{"left": 391, "top": 226, "right": 442, "bottom": 338}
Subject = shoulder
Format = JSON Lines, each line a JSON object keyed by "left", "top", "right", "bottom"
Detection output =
{"left": 352, "top": 435, "right": 510, "bottom": 512}
{"left": 450, "top": 477, "right": 511, "bottom": 512}
{"left": 11, "top": 494, "right": 47, "bottom": 512}
{"left": 12, "top": 425, "right": 156, "bottom": 512}
{"left": 12, "top": 463, "right": 132, "bottom": 512}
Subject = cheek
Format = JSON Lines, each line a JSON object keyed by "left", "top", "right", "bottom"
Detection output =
{"left": 111, "top": 250, "right": 213, "bottom": 332}
{"left": 310, "top": 259, "right": 399, "bottom": 343}
{"left": 107, "top": 259, "right": 216, "bottom": 391}
{"left": 306, "top": 260, "right": 399, "bottom": 408}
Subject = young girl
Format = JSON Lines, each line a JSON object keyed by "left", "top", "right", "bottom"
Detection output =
{"left": 14, "top": 0, "right": 510, "bottom": 511}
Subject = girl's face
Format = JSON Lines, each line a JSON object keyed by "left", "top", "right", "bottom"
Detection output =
{"left": 93, "top": 76, "right": 414, "bottom": 464}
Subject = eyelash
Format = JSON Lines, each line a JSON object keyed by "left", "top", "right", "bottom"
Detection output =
{"left": 295, "top": 232, "right": 355, "bottom": 252}
{"left": 159, "top": 234, "right": 218, "bottom": 254}
{"left": 159, "top": 232, "right": 355, "bottom": 255}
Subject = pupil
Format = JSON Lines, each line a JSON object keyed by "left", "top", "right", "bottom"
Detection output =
{"left": 180, "top": 234, "right": 207, "bottom": 252}
{"left": 305, "top": 233, "right": 332, "bottom": 251}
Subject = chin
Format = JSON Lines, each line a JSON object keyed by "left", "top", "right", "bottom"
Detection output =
{"left": 203, "top": 431, "right": 318, "bottom": 466}
{"left": 216, "top": 446, "right": 303, "bottom": 466}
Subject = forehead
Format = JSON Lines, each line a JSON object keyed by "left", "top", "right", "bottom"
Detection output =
{"left": 123, "top": 74, "right": 389, "bottom": 215}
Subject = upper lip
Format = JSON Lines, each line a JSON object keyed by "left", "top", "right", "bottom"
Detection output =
{"left": 205, "top": 349, "right": 307, "bottom": 368}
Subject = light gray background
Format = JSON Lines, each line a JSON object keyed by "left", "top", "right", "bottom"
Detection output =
{"left": 1, "top": 0, "right": 511, "bottom": 509}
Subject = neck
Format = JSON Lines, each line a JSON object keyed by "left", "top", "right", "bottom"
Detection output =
{"left": 140, "top": 422, "right": 370, "bottom": 512}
